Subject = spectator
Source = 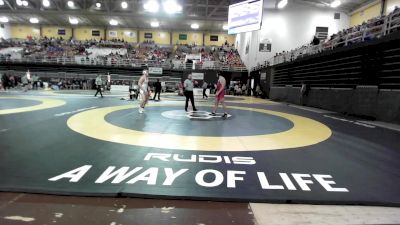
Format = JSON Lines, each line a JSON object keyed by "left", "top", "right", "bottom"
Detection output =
{"left": 202, "top": 81, "right": 208, "bottom": 99}
{"left": 312, "top": 36, "right": 320, "bottom": 45}
{"left": 153, "top": 79, "right": 162, "bottom": 101}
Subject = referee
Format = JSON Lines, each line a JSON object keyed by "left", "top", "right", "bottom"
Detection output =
{"left": 94, "top": 75, "right": 103, "bottom": 98}
{"left": 184, "top": 74, "right": 197, "bottom": 112}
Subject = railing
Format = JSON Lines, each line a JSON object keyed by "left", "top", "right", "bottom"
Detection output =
{"left": 268, "top": 9, "right": 400, "bottom": 67}
{"left": 0, "top": 69, "right": 183, "bottom": 91}
{"left": 0, "top": 55, "right": 248, "bottom": 72}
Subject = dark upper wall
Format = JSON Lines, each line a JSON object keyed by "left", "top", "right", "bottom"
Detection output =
{"left": 266, "top": 31, "right": 400, "bottom": 124}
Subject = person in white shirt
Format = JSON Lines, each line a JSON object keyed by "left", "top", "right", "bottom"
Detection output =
{"left": 94, "top": 75, "right": 103, "bottom": 97}
{"left": 234, "top": 83, "right": 240, "bottom": 96}
{"left": 184, "top": 74, "right": 197, "bottom": 112}
{"left": 138, "top": 70, "right": 150, "bottom": 113}
{"left": 21, "top": 74, "right": 29, "bottom": 92}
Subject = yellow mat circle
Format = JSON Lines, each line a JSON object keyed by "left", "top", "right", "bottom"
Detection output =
{"left": 67, "top": 104, "right": 332, "bottom": 151}
{"left": 0, "top": 96, "right": 66, "bottom": 115}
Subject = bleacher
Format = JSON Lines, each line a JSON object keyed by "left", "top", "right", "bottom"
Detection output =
{"left": 0, "top": 37, "right": 247, "bottom": 72}
{"left": 246, "top": 8, "right": 400, "bottom": 123}
{"left": 260, "top": 31, "right": 400, "bottom": 123}
{"left": 266, "top": 7, "right": 400, "bottom": 67}
{"left": 264, "top": 7, "right": 400, "bottom": 90}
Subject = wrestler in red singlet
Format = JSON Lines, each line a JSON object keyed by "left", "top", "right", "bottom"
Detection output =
{"left": 211, "top": 73, "right": 228, "bottom": 117}
{"left": 216, "top": 80, "right": 225, "bottom": 102}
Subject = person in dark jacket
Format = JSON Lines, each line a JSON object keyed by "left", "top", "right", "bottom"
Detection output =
{"left": 153, "top": 79, "right": 162, "bottom": 101}
{"left": 312, "top": 36, "right": 320, "bottom": 45}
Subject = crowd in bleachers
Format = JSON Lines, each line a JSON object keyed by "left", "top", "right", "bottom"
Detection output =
{"left": 272, "top": 6, "right": 400, "bottom": 66}
{"left": 130, "top": 45, "right": 171, "bottom": 62}
{"left": 219, "top": 49, "right": 244, "bottom": 67}
{"left": 174, "top": 44, "right": 215, "bottom": 60}
{"left": 216, "top": 41, "right": 245, "bottom": 67}
{"left": 170, "top": 44, "right": 245, "bottom": 69}
{"left": 0, "top": 36, "right": 247, "bottom": 70}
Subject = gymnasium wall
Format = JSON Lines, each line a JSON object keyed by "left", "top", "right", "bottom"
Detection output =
{"left": 73, "top": 27, "right": 105, "bottom": 40}
{"left": 172, "top": 32, "right": 203, "bottom": 45}
{"left": 105, "top": 28, "right": 138, "bottom": 43}
{"left": 139, "top": 30, "right": 170, "bottom": 45}
{"left": 235, "top": 1, "right": 350, "bottom": 70}
{"left": 350, "top": 0, "right": 381, "bottom": 26}
{"left": 10, "top": 25, "right": 41, "bottom": 39}
{"left": 41, "top": 26, "right": 73, "bottom": 39}
{"left": 204, "top": 32, "right": 235, "bottom": 46}
{"left": 6, "top": 24, "right": 236, "bottom": 47}
{"left": 385, "top": 0, "right": 400, "bottom": 14}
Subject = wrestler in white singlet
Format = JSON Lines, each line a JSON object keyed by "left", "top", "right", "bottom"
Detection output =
{"left": 138, "top": 70, "right": 150, "bottom": 113}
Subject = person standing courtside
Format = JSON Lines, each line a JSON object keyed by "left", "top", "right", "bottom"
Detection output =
{"left": 153, "top": 79, "right": 162, "bottom": 101}
{"left": 32, "top": 75, "right": 39, "bottom": 90}
{"left": 211, "top": 73, "right": 228, "bottom": 118}
{"left": 94, "top": 75, "right": 103, "bottom": 98}
{"left": 184, "top": 74, "right": 197, "bottom": 112}
{"left": 21, "top": 73, "right": 29, "bottom": 92}
{"left": 202, "top": 81, "right": 208, "bottom": 99}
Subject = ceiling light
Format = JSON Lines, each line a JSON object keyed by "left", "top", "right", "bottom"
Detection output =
{"left": 67, "top": 0, "right": 74, "bottom": 8}
{"left": 95, "top": 2, "right": 101, "bottom": 8}
{"left": 121, "top": 1, "right": 127, "bottom": 9}
{"left": 0, "top": 16, "right": 9, "bottom": 23}
{"left": 42, "top": 0, "right": 50, "bottom": 7}
{"left": 163, "top": 0, "right": 182, "bottom": 14}
{"left": 109, "top": 19, "right": 118, "bottom": 26}
{"left": 16, "top": 0, "right": 22, "bottom": 6}
{"left": 69, "top": 17, "right": 78, "bottom": 24}
{"left": 143, "top": 0, "right": 159, "bottom": 13}
{"left": 29, "top": 17, "right": 39, "bottom": 23}
{"left": 330, "top": 0, "right": 341, "bottom": 8}
{"left": 277, "top": 0, "right": 287, "bottom": 9}
{"left": 223, "top": 24, "right": 228, "bottom": 30}
{"left": 22, "top": 0, "right": 28, "bottom": 6}
{"left": 0, "top": 0, "right": 4, "bottom": 6}
{"left": 150, "top": 21, "right": 159, "bottom": 27}
{"left": 191, "top": 23, "right": 199, "bottom": 29}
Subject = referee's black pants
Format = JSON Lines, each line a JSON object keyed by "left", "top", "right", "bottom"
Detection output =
{"left": 184, "top": 90, "right": 197, "bottom": 111}
{"left": 203, "top": 88, "right": 208, "bottom": 98}
{"left": 94, "top": 85, "right": 103, "bottom": 97}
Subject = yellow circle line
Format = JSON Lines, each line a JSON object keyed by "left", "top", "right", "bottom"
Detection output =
{"left": 161, "top": 95, "right": 279, "bottom": 105}
{"left": 162, "top": 95, "right": 277, "bottom": 105}
{"left": 67, "top": 104, "right": 332, "bottom": 151}
{"left": 0, "top": 96, "right": 66, "bottom": 115}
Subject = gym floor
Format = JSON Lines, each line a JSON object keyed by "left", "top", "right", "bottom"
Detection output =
{"left": 0, "top": 90, "right": 400, "bottom": 224}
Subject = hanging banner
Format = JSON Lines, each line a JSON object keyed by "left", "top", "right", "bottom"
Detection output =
{"left": 259, "top": 38, "right": 272, "bottom": 52}
{"left": 110, "top": 85, "right": 129, "bottom": 93}
{"left": 108, "top": 30, "right": 118, "bottom": 38}
{"left": 149, "top": 67, "right": 163, "bottom": 75}
{"left": 191, "top": 73, "right": 204, "bottom": 80}
{"left": 185, "top": 54, "right": 202, "bottom": 61}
